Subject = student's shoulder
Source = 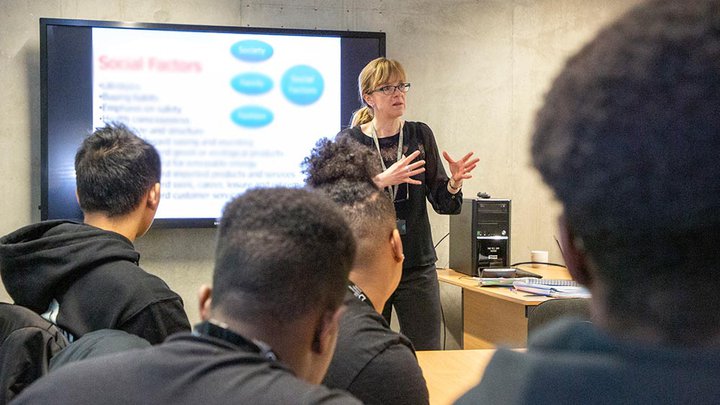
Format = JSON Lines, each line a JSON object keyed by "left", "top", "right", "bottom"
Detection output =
{"left": 13, "top": 349, "right": 143, "bottom": 403}
{"left": 371, "top": 339, "right": 421, "bottom": 372}
{"left": 350, "top": 343, "right": 428, "bottom": 404}
{"left": 254, "top": 365, "right": 363, "bottom": 404}
{"left": 85, "top": 259, "right": 162, "bottom": 285}
{"left": 77, "top": 259, "right": 180, "bottom": 305}
{"left": 286, "top": 384, "right": 363, "bottom": 405}
{"left": 340, "top": 304, "right": 421, "bottom": 372}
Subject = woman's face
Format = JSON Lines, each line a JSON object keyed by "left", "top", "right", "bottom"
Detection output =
{"left": 364, "top": 76, "right": 408, "bottom": 120}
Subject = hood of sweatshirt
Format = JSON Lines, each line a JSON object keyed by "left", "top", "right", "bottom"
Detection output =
{"left": 0, "top": 220, "right": 139, "bottom": 312}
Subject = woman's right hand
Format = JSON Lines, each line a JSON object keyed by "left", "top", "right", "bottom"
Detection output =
{"left": 373, "top": 150, "right": 426, "bottom": 189}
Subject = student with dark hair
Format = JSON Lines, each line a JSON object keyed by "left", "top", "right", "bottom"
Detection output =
{"left": 304, "top": 137, "right": 429, "bottom": 405}
{"left": 457, "top": 0, "right": 720, "bottom": 403}
{"left": 74, "top": 123, "right": 162, "bottom": 217}
{"left": 13, "top": 187, "right": 361, "bottom": 404}
{"left": 0, "top": 123, "right": 189, "bottom": 345}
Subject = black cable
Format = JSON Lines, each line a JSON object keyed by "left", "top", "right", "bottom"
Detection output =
{"left": 433, "top": 232, "right": 450, "bottom": 249}
{"left": 554, "top": 235, "right": 565, "bottom": 257}
{"left": 510, "top": 261, "right": 567, "bottom": 268}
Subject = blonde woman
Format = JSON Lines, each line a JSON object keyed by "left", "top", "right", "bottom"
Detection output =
{"left": 338, "top": 57, "right": 478, "bottom": 350}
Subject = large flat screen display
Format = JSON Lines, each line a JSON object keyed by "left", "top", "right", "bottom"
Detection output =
{"left": 41, "top": 18, "right": 385, "bottom": 226}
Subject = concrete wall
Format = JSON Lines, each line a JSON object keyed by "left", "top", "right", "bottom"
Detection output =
{"left": 1, "top": 0, "right": 643, "bottom": 331}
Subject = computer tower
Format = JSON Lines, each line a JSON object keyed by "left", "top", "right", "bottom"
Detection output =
{"left": 449, "top": 198, "right": 511, "bottom": 276}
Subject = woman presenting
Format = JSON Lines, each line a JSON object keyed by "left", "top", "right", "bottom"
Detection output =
{"left": 338, "top": 57, "right": 478, "bottom": 350}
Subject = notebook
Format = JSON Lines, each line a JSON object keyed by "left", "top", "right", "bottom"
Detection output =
{"left": 512, "top": 278, "right": 590, "bottom": 298}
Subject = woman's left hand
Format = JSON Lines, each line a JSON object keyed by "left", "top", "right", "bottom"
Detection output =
{"left": 442, "top": 151, "right": 479, "bottom": 187}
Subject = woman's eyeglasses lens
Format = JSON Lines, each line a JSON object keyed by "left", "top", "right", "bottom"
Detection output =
{"left": 377, "top": 83, "right": 411, "bottom": 95}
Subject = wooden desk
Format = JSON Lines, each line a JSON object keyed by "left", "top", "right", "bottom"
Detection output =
{"left": 417, "top": 349, "right": 495, "bottom": 405}
{"left": 438, "top": 265, "right": 571, "bottom": 349}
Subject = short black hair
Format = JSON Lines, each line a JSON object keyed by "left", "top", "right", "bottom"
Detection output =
{"left": 212, "top": 187, "right": 356, "bottom": 324}
{"left": 74, "top": 123, "right": 161, "bottom": 217}
{"left": 302, "top": 136, "right": 382, "bottom": 188}
{"left": 319, "top": 180, "right": 396, "bottom": 262}
{"left": 532, "top": 0, "right": 720, "bottom": 343}
{"left": 303, "top": 137, "right": 395, "bottom": 261}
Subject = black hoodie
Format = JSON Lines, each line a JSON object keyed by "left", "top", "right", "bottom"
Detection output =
{"left": 0, "top": 220, "right": 190, "bottom": 344}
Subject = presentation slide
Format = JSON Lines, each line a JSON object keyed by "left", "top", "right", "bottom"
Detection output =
{"left": 91, "top": 28, "right": 341, "bottom": 219}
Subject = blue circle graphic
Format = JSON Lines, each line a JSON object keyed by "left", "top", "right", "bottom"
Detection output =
{"left": 231, "top": 72, "right": 274, "bottom": 96}
{"left": 230, "top": 105, "right": 274, "bottom": 128}
{"left": 281, "top": 65, "right": 324, "bottom": 106}
{"left": 230, "top": 40, "right": 274, "bottom": 63}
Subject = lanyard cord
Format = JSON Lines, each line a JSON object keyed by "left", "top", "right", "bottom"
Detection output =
{"left": 371, "top": 120, "right": 404, "bottom": 201}
{"left": 348, "top": 281, "right": 375, "bottom": 310}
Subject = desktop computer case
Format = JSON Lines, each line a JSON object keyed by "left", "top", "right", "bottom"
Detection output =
{"left": 449, "top": 198, "right": 511, "bottom": 276}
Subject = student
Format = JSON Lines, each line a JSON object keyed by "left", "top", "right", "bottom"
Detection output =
{"left": 339, "top": 57, "right": 478, "bottom": 350}
{"left": 13, "top": 187, "right": 361, "bottom": 404}
{"left": 304, "top": 137, "right": 429, "bottom": 405}
{"left": 456, "top": 0, "right": 720, "bottom": 403}
{"left": 0, "top": 123, "right": 189, "bottom": 344}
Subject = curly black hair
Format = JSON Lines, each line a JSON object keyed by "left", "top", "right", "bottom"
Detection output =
{"left": 302, "top": 135, "right": 382, "bottom": 188}
{"left": 532, "top": 0, "right": 720, "bottom": 344}
{"left": 303, "top": 136, "right": 396, "bottom": 267}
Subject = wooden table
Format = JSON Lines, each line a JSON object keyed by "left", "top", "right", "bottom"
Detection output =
{"left": 438, "top": 265, "right": 571, "bottom": 349}
{"left": 417, "top": 349, "right": 496, "bottom": 405}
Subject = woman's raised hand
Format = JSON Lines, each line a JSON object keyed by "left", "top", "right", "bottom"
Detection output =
{"left": 374, "top": 150, "right": 426, "bottom": 189}
{"left": 442, "top": 151, "right": 479, "bottom": 186}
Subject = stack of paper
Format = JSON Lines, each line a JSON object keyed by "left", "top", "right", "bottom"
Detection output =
{"left": 512, "top": 280, "right": 591, "bottom": 298}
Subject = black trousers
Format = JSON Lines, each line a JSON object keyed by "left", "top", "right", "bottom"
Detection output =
{"left": 382, "top": 263, "right": 441, "bottom": 350}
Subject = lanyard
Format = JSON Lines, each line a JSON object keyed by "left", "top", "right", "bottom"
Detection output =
{"left": 371, "top": 120, "right": 404, "bottom": 201}
{"left": 348, "top": 281, "right": 375, "bottom": 310}
{"left": 194, "top": 320, "right": 277, "bottom": 361}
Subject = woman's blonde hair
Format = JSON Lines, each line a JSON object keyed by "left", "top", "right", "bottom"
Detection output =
{"left": 349, "top": 57, "right": 407, "bottom": 127}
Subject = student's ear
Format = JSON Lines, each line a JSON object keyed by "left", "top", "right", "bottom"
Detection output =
{"left": 558, "top": 214, "right": 593, "bottom": 288}
{"left": 197, "top": 285, "right": 213, "bottom": 321}
{"left": 311, "top": 306, "right": 345, "bottom": 355}
{"left": 75, "top": 189, "right": 80, "bottom": 205}
{"left": 390, "top": 229, "right": 404, "bottom": 263}
{"left": 147, "top": 182, "right": 161, "bottom": 211}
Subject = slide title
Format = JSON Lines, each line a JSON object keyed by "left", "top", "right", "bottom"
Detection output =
{"left": 98, "top": 55, "right": 203, "bottom": 73}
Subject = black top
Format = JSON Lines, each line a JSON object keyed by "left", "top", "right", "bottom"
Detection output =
{"left": 0, "top": 220, "right": 190, "bottom": 344}
{"left": 339, "top": 121, "right": 462, "bottom": 268}
{"left": 13, "top": 331, "right": 362, "bottom": 405}
{"left": 323, "top": 288, "right": 429, "bottom": 405}
{"left": 456, "top": 319, "right": 720, "bottom": 404}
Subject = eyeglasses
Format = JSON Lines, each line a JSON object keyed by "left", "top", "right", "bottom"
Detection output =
{"left": 371, "top": 83, "right": 411, "bottom": 95}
